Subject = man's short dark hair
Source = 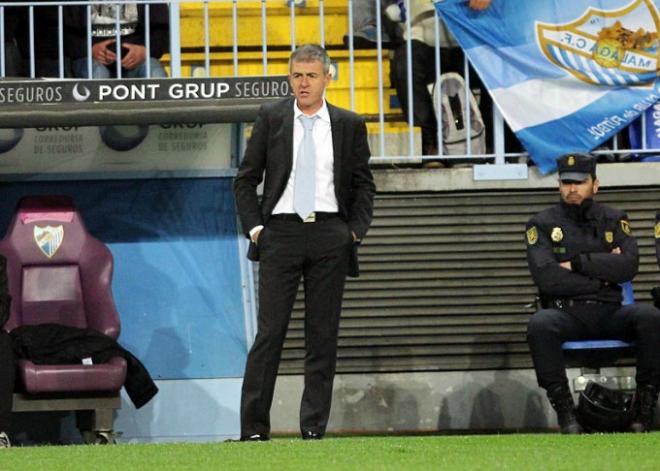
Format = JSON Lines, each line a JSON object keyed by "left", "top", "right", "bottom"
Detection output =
{"left": 289, "top": 44, "right": 331, "bottom": 75}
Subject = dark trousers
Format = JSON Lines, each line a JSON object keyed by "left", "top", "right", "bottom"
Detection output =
{"left": 392, "top": 41, "right": 448, "bottom": 154}
{"left": 2, "top": 40, "right": 22, "bottom": 77}
{"left": 391, "top": 40, "right": 523, "bottom": 156}
{"left": 240, "top": 216, "right": 352, "bottom": 437}
{"left": 392, "top": 42, "right": 490, "bottom": 154}
{"left": 527, "top": 303, "right": 660, "bottom": 392}
{"left": 21, "top": 58, "right": 71, "bottom": 79}
{"left": 0, "top": 331, "right": 15, "bottom": 432}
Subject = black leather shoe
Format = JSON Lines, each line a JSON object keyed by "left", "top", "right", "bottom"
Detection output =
{"left": 301, "top": 431, "right": 324, "bottom": 440}
{"left": 240, "top": 433, "right": 270, "bottom": 442}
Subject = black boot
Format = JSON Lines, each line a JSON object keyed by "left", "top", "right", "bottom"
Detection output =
{"left": 630, "top": 384, "right": 659, "bottom": 433}
{"left": 548, "top": 384, "right": 583, "bottom": 434}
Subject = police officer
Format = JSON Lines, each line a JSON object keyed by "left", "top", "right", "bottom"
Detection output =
{"left": 525, "top": 153, "right": 660, "bottom": 434}
{"left": 653, "top": 211, "right": 660, "bottom": 309}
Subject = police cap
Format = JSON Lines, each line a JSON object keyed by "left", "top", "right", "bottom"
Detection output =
{"left": 557, "top": 153, "right": 597, "bottom": 183}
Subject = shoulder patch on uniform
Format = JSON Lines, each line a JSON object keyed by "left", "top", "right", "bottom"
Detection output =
{"left": 526, "top": 226, "right": 538, "bottom": 245}
{"left": 551, "top": 227, "right": 563, "bottom": 243}
{"left": 620, "top": 220, "right": 632, "bottom": 235}
{"left": 605, "top": 231, "right": 614, "bottom": 244}
{"left": 655, "top": 221, "right": 660, "bottom": 239}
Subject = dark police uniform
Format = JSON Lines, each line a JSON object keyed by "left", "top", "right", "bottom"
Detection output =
{"left": 525, "top": 155, "right": 660, "bottom": 396}
{"left": 656, "top": 211, "right": 660, "bottom": 269}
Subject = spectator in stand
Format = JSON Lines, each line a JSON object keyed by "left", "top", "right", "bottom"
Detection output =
{"left": 65, "top": 3, "right": 169, "bottom": 79}
{"left": 342, "top": 0, "right": 397, "bottom": 49}
{"left": 390, "top": 0, "right": 491, "bottom": 161}
{"left": 16, "top": 5, "right": 71, "bottom": 77}
{"left": 1, "top": 6, "right": 22, "bottom": 77}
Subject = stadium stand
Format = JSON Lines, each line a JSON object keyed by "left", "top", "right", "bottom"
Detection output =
{"left": 0, "top": 0, "right": 658, "bottom": 438}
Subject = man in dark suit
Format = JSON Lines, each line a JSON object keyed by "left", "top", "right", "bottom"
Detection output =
{"left": 233, "top": 44, "right": 376, "bottom": 441}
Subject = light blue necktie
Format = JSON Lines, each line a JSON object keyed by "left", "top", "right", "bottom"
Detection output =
{"left": 294, "top": 115, "right": 319, "bottom": 220}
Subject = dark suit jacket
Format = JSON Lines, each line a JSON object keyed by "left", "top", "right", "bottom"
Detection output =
{"left": 233, "top": 97, "right": 375, "bottom": 277}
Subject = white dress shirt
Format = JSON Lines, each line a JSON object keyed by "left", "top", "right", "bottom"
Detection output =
{"left": 251, "top": 100, "right": 338, "bottom": 238}
{"left": 272, "top": 99, "right": 338, "bottom": 215}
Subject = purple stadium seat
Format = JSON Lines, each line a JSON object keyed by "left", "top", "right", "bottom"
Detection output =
{"left": 0, "top": 195, "right": 126, "bottom": 395}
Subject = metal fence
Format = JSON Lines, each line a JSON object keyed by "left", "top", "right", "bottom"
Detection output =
{"left": 0, "top": 0, "right": 657, "bottom": 170}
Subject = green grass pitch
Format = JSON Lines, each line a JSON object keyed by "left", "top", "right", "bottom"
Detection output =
{"left": 3, "top": 434, "right": 660, "bottom": 470}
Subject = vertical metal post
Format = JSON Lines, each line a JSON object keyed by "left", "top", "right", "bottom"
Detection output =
{"left": 347, "top": 0, "right": 355, "bottom": 111}
{"left": 289, "top": 0, "right": 296, "bottom": 51}
{"left": 319, "top": 0, "right": 325, "bottom": 48}
{"left": 261, "top": 0, "right": 268, "bottom": 74}
{"left": 203, "top": 0, "right": 210, "bottom": 75}
{"left": 115, "top": 3, "right": 122, "bottom": 78}
{"left": 641, "top": 107, "right": 648, "bottom": 150}
{"left": 28, "top": 6, "right": 35, "bottom": 78}
{"left": 463, "top": 54, "right": 472, "bottom": 156}
{"left": 145, "top": 3, "right": 152, "bottom": 77}
{"left": 493, "top": 107, "right": 505, "bottom": 165}
{"left": 1, "top": 7, "right": 6, "bottom": 77}
{"left": 169, "top": 0, "right": 182, "bottom": 78}
{"left": 232, "top": 0, "right": 238, "bottom": 76}
{"left": 375, "top": 0, "right": 385, "bottom": 157}
{"left": 86, "top": 4, "right": 92, "bottom": 78}
{"left": 434, "top": 10, "right": 443, "bottom": 158}
{"left": 58, "top": 6, "right": 64, "bottom": 78}
{"left": 404, "top": 0, "right": 414, "bottom": 157}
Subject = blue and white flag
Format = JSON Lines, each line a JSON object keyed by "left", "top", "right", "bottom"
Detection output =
{"left": 434, "top": 0, "right": 660, "bottom": 173}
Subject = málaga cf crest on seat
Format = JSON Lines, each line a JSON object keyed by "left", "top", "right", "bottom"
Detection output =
{"left": 536, "top": 0, "right": 660, "bottom": 86}
{"left": 33, "top": 225, "right": 64, "bottom": 258}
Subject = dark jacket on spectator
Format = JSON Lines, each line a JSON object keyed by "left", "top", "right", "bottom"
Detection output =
{"left": 2, "top": 4, "right": 23, "bottom": 76}
{"left": 64, "top": 4, "right": 169, "bottom": 60}
{"left": 16, "top": 5, "right": 62, "bottom": 60}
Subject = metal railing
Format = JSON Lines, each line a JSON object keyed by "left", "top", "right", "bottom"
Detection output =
{"left": 0, "top": 0, "right": 657, "bottom": 170}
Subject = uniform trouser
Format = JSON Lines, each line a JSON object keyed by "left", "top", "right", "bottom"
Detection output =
{"left": 0, "top": 331, "right": 15, "bottom": 432}
{"left": 240, "top": 216, "right": 352, "bottom": 437}
{"left": 527, "top": 303, "right": 660, "bottom": 392}
{"left": 3, "top": 40, "right": 22, "bottom": 77}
